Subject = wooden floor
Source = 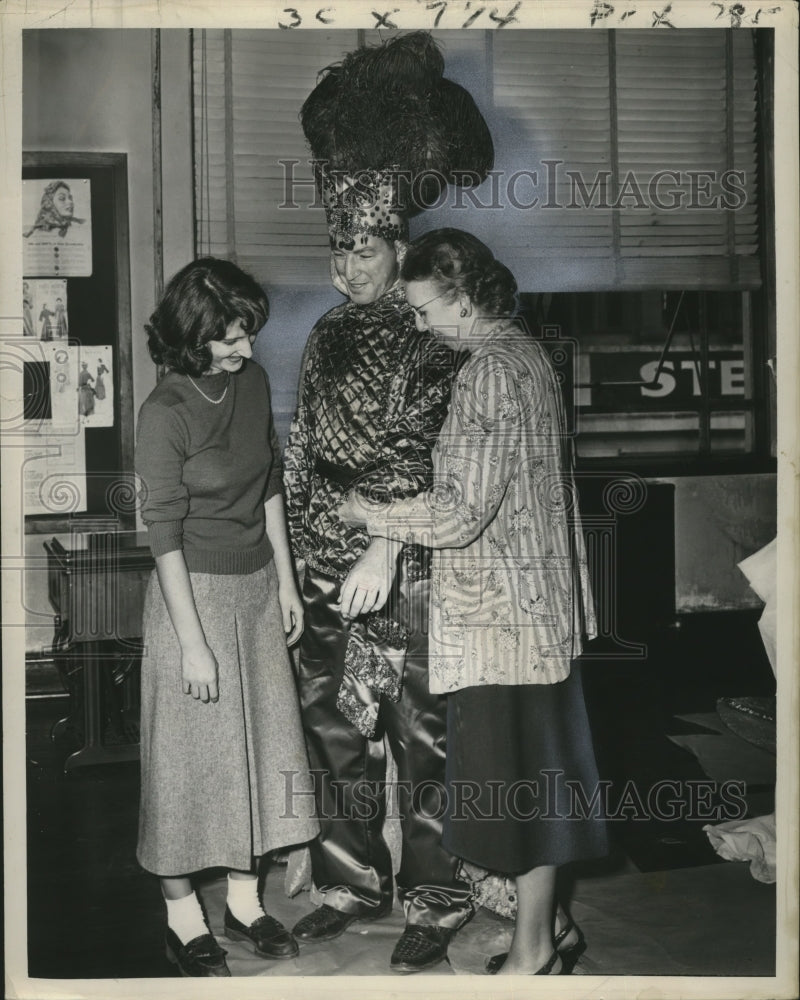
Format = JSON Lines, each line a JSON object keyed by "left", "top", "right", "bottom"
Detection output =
{"left": 22, "top": 611, "right": 777, "bottom": 981}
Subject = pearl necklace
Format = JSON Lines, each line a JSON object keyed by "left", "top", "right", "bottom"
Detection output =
{"left": 187, "top": 372, "right": 230, "bottom": 404}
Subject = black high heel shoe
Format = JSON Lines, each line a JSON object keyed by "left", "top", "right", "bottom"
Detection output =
{"left": 486, "top": 948, "right": 561, "bottom": 975}
{"left": 485, "top": 918, "right": 585, "bottom": 975}
{"left": 556, "top": 919, "right": 586, "bottom": 975}
{"left": 485, "top": 952, "right": 507, "bottom": 974}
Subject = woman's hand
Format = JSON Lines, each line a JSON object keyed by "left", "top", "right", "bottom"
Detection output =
{"left": 336, "top": 490, "right": 376, "bottom": 527}
{"left": 264, "top": 493, "right": 305, "bottom": 646}
{"left": 278, "top": 581, "right": 305, "bottom": 646}
{"left": 181, "top": 641, "right": 219, "bottom": 703}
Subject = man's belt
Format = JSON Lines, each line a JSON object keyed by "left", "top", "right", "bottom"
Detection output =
{"left": 314, "top": 457, "right": 376, "bottom": 490}
{"left": 314, "top": 456, "right": 432, "bottom": 582}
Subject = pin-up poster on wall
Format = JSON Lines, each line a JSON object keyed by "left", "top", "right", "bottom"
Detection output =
{"left": 40, "top": 342, "right": 78, "bottom": 427}
{"left": 20, "top": 341, "right": 87, "bottom": 515}
{"left": 79, "top": 345, "right": 114, "bottom": 428}
{"left": 19, "top": 341, "right": 114, "bottom": 513}
{"left": 25, "top": 279, "right": 68, "bottom": 340}
{"left": 21, "top": 152, "right": 132, "bottom": 528}
{"left": 23, "top": 342, "right": 115, "bottom": 432}
{"left": 22, "top": 178, "right": 92, "bottom": 276}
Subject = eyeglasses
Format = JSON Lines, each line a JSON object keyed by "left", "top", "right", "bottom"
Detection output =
{"left": 407, "top": 289, "right": 450, "bottom": 321}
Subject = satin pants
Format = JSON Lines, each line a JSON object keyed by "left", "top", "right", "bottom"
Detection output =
{"left": 297, "top": 566, "right": 473, "bottom": 928}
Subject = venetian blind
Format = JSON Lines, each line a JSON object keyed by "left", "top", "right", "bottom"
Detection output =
{"left": 491, "top": 29, "right": 760, "bottom": 290}
{"left": 194, "top": 28, "right": 761, "bottom": 292}
{"left": 194, "top": 29, "right": 358, "bottom": 285}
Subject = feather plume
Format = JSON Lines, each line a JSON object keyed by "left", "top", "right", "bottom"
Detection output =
{"left": 301, "top": 31, "right": 494, "bottom": 214}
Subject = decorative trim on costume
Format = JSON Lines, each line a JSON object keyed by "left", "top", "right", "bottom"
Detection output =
{"left": 335, "top": 686, "right": 381, "bottom": 739}
{"left": 337, "top": 615, "right": 409, "bottom": 738}
{"left": 365, "top": 613, "right": 409, "bottom": 650}
{"left": 457, "top": 861, "right": 517, "bottom": 919}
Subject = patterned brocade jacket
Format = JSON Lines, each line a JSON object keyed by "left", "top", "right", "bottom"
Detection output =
{"left": 363, "top": 325, "right": 598, "bottom": 695}
{"left": 283, "top": 284, "right": 455, "bottom": 580}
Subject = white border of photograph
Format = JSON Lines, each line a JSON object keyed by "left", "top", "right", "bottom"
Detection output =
{"left": 0, "top": 5, "right": 797, "bottom": 1000}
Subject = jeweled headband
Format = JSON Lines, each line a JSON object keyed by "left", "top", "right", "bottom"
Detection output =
{"left": 320, "top": 166, "right": 409, "bottom": 248}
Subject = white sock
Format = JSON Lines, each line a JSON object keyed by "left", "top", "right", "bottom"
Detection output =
{"left": 227, "top": 874, "right": 266, "bottom": 927}
{"left": 165, "top": 892, "right": 209, "bottom": 946}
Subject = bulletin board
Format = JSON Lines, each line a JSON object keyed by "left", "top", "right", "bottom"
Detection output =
{"left": 22, "top": 152, "right": 134, "bottom": 531}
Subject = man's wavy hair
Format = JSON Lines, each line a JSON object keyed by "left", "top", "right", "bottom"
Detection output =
{"left": 145, "top": 258, "right": 270, "bottom": 376}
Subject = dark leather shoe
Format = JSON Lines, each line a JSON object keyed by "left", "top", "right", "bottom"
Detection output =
{"left": 165, "top": 926, "right": 230, "bottom": 977}
{"left": 390, "top": 925, "right": 453, "bottom": 974}
{"left": 292, "top": 903, "right": 390, "bottom": 942}
{"left": 224, "top": 906, "right": 299, "bottom": 959}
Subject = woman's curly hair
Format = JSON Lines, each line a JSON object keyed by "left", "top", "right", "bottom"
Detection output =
{"left": 401, "top": 228, "right": 517, "bottom": 318}
{"left": 145, "top": 257, "right": 269, "bottom": 376}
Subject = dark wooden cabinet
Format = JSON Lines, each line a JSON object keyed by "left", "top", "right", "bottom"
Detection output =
{"left": 44, "top": 531, "right": 153, "bottom": 771}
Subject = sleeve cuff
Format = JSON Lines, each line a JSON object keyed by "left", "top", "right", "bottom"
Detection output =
{"left": 145, "top": 520, "right": 184, "bottom": 557}
{"left": 265, "top": 477, "right": 284, "bottom": 503}
{"left": 265, "top": 451, "right": 284, "bottom": 502}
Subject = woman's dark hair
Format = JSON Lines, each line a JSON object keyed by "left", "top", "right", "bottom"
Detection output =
{"left": 145, "top": 257, "right": 270, "bottom": 376}
{"left": 400, "top": 228, "right": 517, "bottom": 317}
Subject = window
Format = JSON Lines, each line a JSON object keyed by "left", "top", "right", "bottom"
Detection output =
{"left": 522, "top": 289, "right": 770, "bottom": 469}
{"left": 192, "top": 28, "right": 773, "bottom": 467}
{"left": 491, "top": 29, "right": 759, "bottom": 291}
{"left": 194, "top": 29, "right": 359, "bottom": 284}
{"left": 195, "top": 28, "right": 761, "bottom": 292}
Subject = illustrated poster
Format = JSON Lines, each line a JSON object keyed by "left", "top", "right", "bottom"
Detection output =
{"left": 78, "top": 345, "right": 114, "bottom": 428}
{"left": 25, "top": 279, "right": 68, "bottom": 340}
{"left": 22, "top": 177, "right": 92, "bottom": 276}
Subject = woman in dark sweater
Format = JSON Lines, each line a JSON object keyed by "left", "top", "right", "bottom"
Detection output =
{"left": 135, "top": 258, "right": 317, "bottom": 977}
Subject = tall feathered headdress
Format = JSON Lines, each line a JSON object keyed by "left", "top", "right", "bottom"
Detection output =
{"left": 301, "top": 31, "right": 494, "bottom": 248}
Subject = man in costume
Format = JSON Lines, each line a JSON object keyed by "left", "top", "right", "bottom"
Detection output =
{"left": 283, "top": 32, "right": 493, "bottom": 973}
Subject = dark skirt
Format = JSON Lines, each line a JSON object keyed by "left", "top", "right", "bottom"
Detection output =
{"left": 443, "top": 664, "right": 609, "bottom": 875}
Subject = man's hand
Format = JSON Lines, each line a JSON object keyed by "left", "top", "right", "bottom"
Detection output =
{"left": 338, "top": 537, "right": 403, "bottom": 620}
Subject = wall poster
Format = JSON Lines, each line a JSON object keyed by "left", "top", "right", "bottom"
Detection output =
{"left": 22, "top": 177, "right": 92, "bottom": 276}
{"left": 22, "top": 429, "right": 88, "bottom": 517}
{"left": 25, "top": 279, "right": 68, "bottom": 340}
{"left": 20, "top": 152, "right": 132, "bottom": 528}
{"left": 79, "top": 345, "right": 114, "bottom": 428}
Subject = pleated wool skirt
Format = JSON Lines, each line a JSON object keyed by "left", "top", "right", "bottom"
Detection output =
{"left": 137, "top": 561, "right": 318, "bottom": 876}
{"left": 443, "top": 664, "right": 609, "bottom": 875}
